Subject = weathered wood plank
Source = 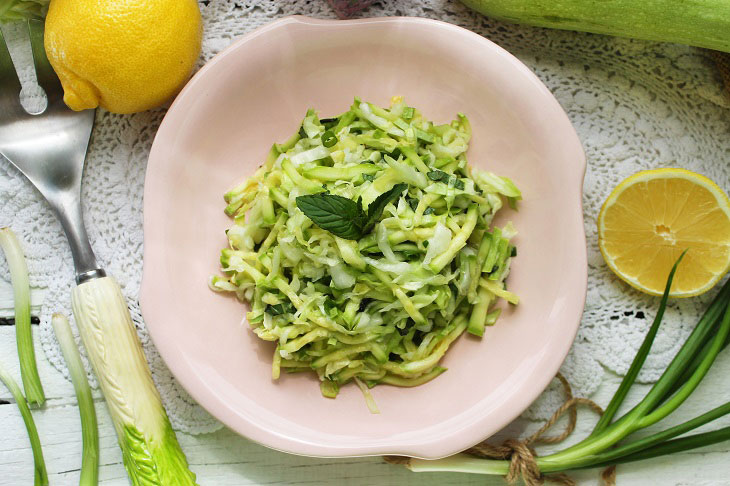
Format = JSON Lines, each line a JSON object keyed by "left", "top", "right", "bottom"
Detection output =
{"left": 0, "top": 282, "right": 45, "bottom": 318}
{"left": 0, "top": 327, "right": 103, "bottom": 402}
{"left": 2, "top": 357, "right": 729, "bottom": 486}
{"left": 2, "top": 396, "right": 730, "bottom": 486}
{"left": 1, "top": 287, "right": 729, "bottom": 485}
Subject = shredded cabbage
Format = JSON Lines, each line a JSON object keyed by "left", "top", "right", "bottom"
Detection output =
{"left": 213, "top": 97, "right": 521, "bottom": 404}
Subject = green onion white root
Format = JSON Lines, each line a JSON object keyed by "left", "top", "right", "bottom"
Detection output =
{"left": 0, "top": 227, "right": 45, "bottom": 406}
{"left": 51, "top": 313, "right": 99, "bottom": 486}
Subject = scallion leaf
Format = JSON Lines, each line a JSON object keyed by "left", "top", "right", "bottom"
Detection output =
{"left": 319, "top": 117, "right": 339, "bottom": 129}
{"left": 321, "top": 130, "right": 338, "bottom": 148}
{"left": 0, "top": 361, "right": 47, "bottom": 486}
{"left": 0, "top": 228, "right": 45, "bottom": 406}
{"left": 51, "top": 313, "right": 98, "bottom": 486}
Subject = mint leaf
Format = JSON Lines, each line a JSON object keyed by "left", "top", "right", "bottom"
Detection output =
{"left": 296, "top": 193, "right": 367, "bottom": 240}
{"left": 363, "top": 183, "right": 408, "bottom": 233}
{"left": 296, "top": 184, "right": 407, "bottom": 240}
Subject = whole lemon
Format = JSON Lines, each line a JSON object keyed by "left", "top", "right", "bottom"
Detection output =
{"left": 44, "top": 0, "right": 202, "bottom": 114}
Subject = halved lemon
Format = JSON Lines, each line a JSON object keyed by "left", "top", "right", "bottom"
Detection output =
{"left": 598, "top": 168, "right": 730, "bottom": 297}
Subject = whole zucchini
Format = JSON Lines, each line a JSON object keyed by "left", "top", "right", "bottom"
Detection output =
{"left": 460, "top": 0, "right": 730, "bottom": 53}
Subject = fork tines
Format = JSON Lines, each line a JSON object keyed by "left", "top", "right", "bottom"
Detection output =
{"left": 0, "top": 19, "right": 63, "bottom": 114}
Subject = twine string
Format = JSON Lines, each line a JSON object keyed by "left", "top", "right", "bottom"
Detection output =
{"left": 464, "top": 372, "right": 605, "bottom": 485}
{"left": 385, "top": 372, "right": 617, "bottom": 485}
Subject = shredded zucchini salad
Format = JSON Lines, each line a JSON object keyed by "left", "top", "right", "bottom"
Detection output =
{"left": 211, "top": 97, "right": 521, "bottom": 409}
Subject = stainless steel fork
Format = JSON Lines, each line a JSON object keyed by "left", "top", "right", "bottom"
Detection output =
{"left": 0, "top": 21, "right": 100, "bottom": 282}
{"left": 0, "top": 20, "right": 194, "bottom": 483}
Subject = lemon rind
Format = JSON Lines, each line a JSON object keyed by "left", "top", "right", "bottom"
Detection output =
{"left": 597, "top": 168, "right": 730, "bottom": 298}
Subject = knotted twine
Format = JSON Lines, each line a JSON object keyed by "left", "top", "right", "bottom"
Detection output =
{"left": 385, "top": 373, "right": 617, "bottom": 486}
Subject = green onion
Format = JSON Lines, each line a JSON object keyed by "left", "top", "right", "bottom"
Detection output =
{"left": 51, "top": 313, "right": 99, "bottom": 486}
{"left": 392, "top": 256, "right": 730, "bottom": 479}
{"left": 0, "top": 361, "right": 47, "bottom": 486}
{"left": 0, "top": 228, "right": 45, "bottom": 406}
{"left": 321, "top": 130, "right": 338, "bottom": 148}
{"left": 590, "top": 251, "right": 686, "bottom": 436}
{"left": 319, "top": 117, "right": 339, "bottom": 129}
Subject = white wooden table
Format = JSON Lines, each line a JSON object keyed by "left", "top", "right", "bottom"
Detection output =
{"left": 1, "top": 282, "right": 729, "bottom": 485}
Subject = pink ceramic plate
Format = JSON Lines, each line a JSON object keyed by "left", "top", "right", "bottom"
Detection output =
{"left": 142, "top": 16, "right": 586, "bottom": 459}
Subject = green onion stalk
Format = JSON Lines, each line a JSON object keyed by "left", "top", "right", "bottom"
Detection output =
{"left": 0, "top": 360, "right": 48, "bottom": 486}
{"left": 0, "top": 227, "right": 45, "bottom": 406}
{"left": 51, "top": 313, "right": 99, "bottom": 486}
{"left": 395, "top": 254, "right": 730, "bottom": 478}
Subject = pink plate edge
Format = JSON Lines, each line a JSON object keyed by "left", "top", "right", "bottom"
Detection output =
{"left": 141, "top": 15, "right": 588, "bottom": 459}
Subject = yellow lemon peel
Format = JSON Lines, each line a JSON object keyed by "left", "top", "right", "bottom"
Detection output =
{"left": 44, "top": 0, "right": 202, "bottom": 114}
{"left": 598, "top": 168, "right": 730, "bottom": 297}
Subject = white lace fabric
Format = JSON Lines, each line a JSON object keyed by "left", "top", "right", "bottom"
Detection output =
{"left": 1, "top": 0, "right": 728, "bottom": 434}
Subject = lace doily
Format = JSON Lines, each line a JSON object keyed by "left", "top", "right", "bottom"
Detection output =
{"left": 1, "top": 0, "right": 728, "bottom": 434}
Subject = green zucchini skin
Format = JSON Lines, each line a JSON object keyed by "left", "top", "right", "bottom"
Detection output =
{"left": 461, "top": 0, "right": 730, "bottom": 53}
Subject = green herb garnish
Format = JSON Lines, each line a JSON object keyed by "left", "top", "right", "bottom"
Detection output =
{"left": 296, "top": 183, "right": 407, "bottom": 240}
